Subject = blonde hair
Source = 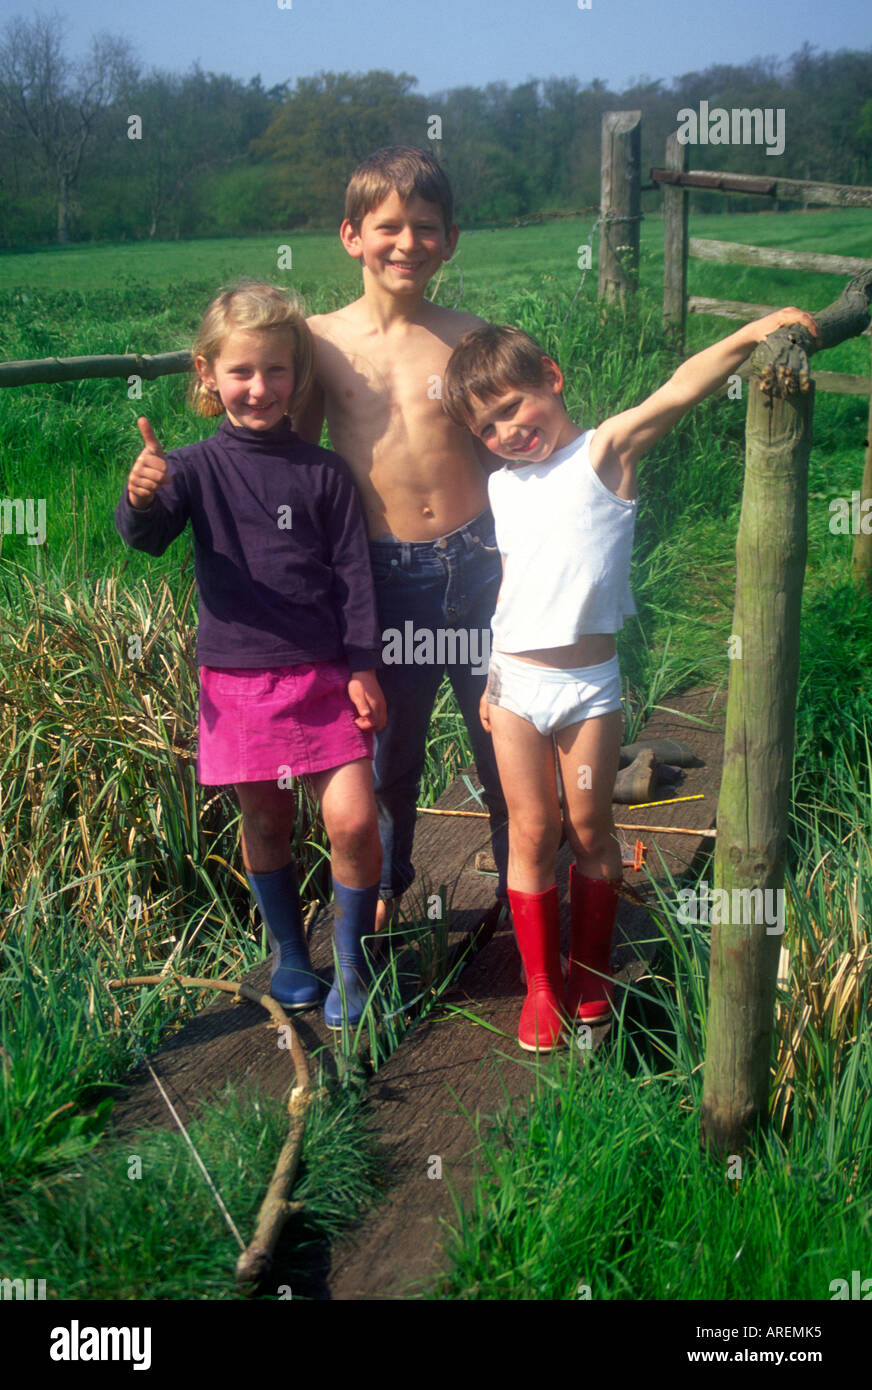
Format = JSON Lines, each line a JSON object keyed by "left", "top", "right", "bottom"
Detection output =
{"left": 344, "top": 146, "right": 453, "bottom": 233}
{"left": 188, "top": 280, "right": 315, "bottom": 420}
{"left": 442, "top": 324, "right": 552, "bottom": 430}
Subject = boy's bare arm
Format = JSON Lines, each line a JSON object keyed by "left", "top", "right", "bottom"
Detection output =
{"left": 294, "top": 376, "right": 326, "bottom": 445}
{"left": 590, "top": 307, "right": 820, "bottom": 493}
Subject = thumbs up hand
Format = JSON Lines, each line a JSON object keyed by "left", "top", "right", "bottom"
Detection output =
{"left": 127, "top": 417, "right": 171, "bottom": 510}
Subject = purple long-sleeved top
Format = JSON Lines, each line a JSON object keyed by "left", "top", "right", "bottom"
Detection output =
{"left": 114, "top": 417, "right": 381, "bottom": 671}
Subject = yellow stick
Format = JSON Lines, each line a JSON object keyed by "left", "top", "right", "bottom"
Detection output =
{"left": 626, "top": 793, "right": 706, "bottom": 810}
{"left": 616, "top": 822, "right": 717, "bottom": 837}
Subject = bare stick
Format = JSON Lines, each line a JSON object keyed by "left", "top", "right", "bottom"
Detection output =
{"left": 109, "top": 970, "right": 312, "bottom": 1285}
{"left": 234, "top": 1084, "right": 312, "bottom": 1286}
{"left": 615, "top": 822, "right": 717, "bottom": 837}
{"left": 109, "top": 973, "right": 310, "bottom": 1090}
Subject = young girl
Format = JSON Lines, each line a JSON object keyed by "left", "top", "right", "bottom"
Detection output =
{"left": 443, "top": 309, "right": 819, "bottom": 1052}
{"left": 115, "top": 281, "right": 386, "bottom": 1029}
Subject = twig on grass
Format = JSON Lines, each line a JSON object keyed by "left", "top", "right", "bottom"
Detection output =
{"left": 108, "top": 970, "right": 311, "bottom": 1289}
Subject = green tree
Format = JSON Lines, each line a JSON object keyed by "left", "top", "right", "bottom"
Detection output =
{"left": 0, "top": 11, "right": 136, "bottom": 242}
{"left": 252, "top": 71, "right": 427, "bottom": 226}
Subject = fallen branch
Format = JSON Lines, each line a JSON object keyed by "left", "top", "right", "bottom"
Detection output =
{"left": 109, "top": 969, "right": 311, "bottom": 1288}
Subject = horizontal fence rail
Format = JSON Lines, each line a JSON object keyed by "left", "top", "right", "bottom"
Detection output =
{"left": 659, "top": 132, "right": 872, "bottom": 399}
{"left": 690, "top": 238, "right": 872, "bottom": 278}
{"left": 652, "top": 167, "right": 872, "bottom": 209}
{"left": 0, "top": 350, "right": 192, "bottom": 388}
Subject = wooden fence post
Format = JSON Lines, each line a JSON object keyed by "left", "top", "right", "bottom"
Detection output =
{"left": 662, "top": 132, "right": 688, "bottom": 350}
{"left": 851, "top": 346, "right": 872, "bottom": 595}
{"left": 701, "top": 377, "right": 812, "bottom": 1156}
{"left": 598, "top": 110, "right": 641, "bottom": 305}
{"left": 701, "top": 272, "right": 872, "bottom": 1156}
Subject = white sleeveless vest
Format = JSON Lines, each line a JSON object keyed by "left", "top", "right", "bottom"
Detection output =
{"left": 488, "top": 428, "right": 637, "bottom": 652}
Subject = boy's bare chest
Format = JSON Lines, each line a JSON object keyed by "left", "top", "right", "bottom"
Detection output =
{"left": 319, "top": 330, "right": 450, "bottom": 428}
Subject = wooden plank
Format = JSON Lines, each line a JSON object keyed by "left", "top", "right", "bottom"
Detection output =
{"left": 689, "top": 237, "right": 872, "bottom": 277}
{"left": 326, "top": 686, "right": 727, "bottom": 1298}
{"left": 0, "top": 350, "right": 192, "bottom": 388}
{"left": 701, "top": 170, "right": 872, "bottom": 209}
{"left": 652, "top": 167, "right": 872, "bottom": 208}
{"left": 690, "top": 295, "right": 780, "bottom": 321}
{"left": 652, "top": 167, "right": 773, "bottom": 196}
{"left": 810, "top": 370, "right": 871, "bottom": 396}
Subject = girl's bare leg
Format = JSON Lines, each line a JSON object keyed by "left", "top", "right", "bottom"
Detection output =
{"left": 236, "top": 779, "right": 295, "bottom": 873}
{"left": 308, "top": 757, "right": 381, "bottom": 888}
{"left": 308, "top": 758, "right": 381, "bottom": 1028}
{"left": 236, "top": 780, "right": 317, "bottom": 1009}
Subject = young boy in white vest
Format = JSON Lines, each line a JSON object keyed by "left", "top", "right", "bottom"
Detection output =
{"left": 442, "top": 307, "right": 818, "bottom": 1051}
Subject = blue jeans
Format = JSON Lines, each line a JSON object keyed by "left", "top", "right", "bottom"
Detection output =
{"left": 370, "top": 509, "right": 509, "bottom": 903}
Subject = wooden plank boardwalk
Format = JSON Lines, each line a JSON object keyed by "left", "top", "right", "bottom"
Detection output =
{"left": 107, "top": 683, "right": 725, "bottom": 1299}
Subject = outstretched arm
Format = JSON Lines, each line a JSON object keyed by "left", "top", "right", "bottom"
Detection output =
{"left": 589, "top": 307, "right": 821, "bottom": 497}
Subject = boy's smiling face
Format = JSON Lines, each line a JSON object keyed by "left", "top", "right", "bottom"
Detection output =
{"left": 341, "top": 191, "right": 458, "bottom": 296}
{"left": 469, "top": 361, "right": 581, "bottom": 467}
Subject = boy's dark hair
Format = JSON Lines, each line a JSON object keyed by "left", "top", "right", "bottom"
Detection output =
{"left": 442, "top": 324, "right": 555, "bottom": 429}
{"left": 344, "top": 146, "right": 453, "bottom": 233}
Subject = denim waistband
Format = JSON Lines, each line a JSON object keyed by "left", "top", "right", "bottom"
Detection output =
{"left": 369, "top": 507, "right": 494, "bottom": 558}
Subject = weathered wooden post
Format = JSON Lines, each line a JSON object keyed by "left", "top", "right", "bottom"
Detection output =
{"left": 598, "top": 110, "right": 641, "bottom": 305}
{"left": 701, "top": 271, "right": 872, "bottom": 1156}
{"left": 662, "top": 132, "right": 689, "bottom": 350}
{"left": 851, "top": 346, "right": 872, "bottom": 595}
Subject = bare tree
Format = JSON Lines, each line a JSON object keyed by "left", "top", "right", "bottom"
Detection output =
{"left": 0, "top": 12, "right": 137, "bottom": 242}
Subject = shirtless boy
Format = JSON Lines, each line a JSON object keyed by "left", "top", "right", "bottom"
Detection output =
{"left": 296, "top": 146, "right": 509, "bottom": 929}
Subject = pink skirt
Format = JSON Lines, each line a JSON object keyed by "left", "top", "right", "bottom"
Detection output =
{"left": 197, "top": 662, "right": 373, "bottom": 785}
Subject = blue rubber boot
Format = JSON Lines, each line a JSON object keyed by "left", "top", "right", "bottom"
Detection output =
{"left": 324, "top": 878, "right": 379, "bottom": 1030}
{"left": 247, "top": 863, "right": 320, "bottom": 1011}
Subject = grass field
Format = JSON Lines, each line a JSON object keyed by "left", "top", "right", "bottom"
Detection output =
{"left": 1, "top": 207, "right": 871, "bottom": 1300}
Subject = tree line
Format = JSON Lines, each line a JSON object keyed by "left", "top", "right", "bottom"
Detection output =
{"left": 1, "top": 13, "right": 871, "bottom": 249}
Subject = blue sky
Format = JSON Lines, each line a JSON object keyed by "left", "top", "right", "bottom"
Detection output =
{"left": 4, "top": 0, "right": 871, "bottom": 93}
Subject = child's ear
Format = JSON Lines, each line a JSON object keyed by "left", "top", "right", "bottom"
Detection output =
{"left": 339, "top": 218, "right": 363, "bottom": 259}
{"left": 195, "top": 354, "right": 217, "bottom": 391}
{"left": 443, "top": 223, "right": 459, "bottom": 259}
{"left": 541, "top": 357, "right": 565, "bottom": 393}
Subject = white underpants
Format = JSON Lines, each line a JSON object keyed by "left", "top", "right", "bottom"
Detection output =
{"left": 486, "top": 650, "right": 622, "bottom": 737}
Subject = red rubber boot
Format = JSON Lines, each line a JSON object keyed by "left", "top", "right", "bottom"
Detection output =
{"left": 507, "top": 884, "right": 565, "bottom": 1052}
{"left": 567, "top": 866, "right": 622, "bottom": 1024}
